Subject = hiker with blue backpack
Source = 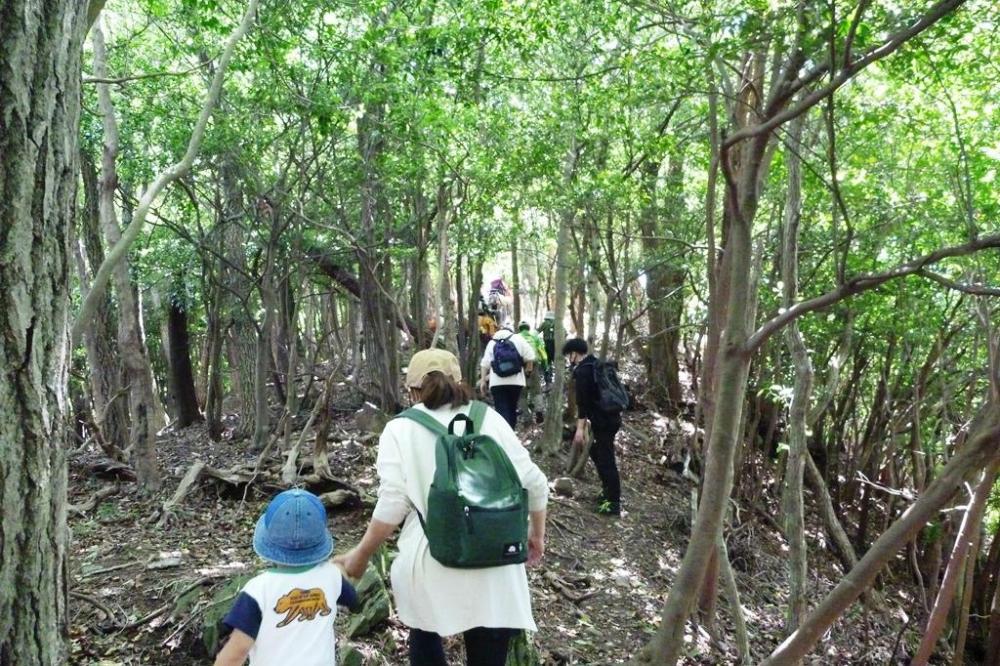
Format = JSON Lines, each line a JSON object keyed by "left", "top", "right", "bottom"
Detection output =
{"left": 335, "top": 349, "right": 548, "bottom": 666}
{"left": 478, "top": 323, "right": 536, "bottom": 429}
{"left": 563, "top": 338, "right": 629, "bottom": 516}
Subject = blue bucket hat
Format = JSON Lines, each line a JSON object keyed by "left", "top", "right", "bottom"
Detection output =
{"left": 253, "top": 489, "right": 334, "bottom": 567}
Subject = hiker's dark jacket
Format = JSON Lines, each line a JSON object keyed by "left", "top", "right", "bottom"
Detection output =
{"left": 572, "top": 355, "right": 622, "bottom": 431}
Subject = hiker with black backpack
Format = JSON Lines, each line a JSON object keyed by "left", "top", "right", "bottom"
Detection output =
{"left": 478, "top": 323, "right": 536, "bottom": 429}
{"left": 563, "top": 338, "right": 628, "bottom": 516}
{"left": 335, "top": 349, "right": 548, "bottom": 666}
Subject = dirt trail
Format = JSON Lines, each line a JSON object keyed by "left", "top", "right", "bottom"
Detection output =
{"left": 67, "top": 412, "right": 911, "bottom": 665}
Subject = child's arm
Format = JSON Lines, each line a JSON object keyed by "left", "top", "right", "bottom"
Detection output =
{"left": 214, "top": 629, "right": 254, "bottom": 666}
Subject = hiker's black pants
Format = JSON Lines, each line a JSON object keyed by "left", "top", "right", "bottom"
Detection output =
{"left": 409, "top": 627, "right": 516, "bottom": 666}
{"left": 491, "top": 385, "right": 522, "bottom": 429}
{"left": 591, "top": 426, "right": 622, "bottom": 505}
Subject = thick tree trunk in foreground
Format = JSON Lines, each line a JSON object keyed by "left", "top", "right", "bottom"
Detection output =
{"left": 0, "top": 0, "right": 87, "bottom": 658}
{"left": 166, "top": 298, "right": 203, "bottom": 428}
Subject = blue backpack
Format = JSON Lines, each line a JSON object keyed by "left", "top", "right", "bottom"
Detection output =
{"left": 491, "top": 333, "right": 524, "bottom": 377}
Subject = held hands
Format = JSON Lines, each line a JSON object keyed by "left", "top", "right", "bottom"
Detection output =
{"left": 333, "top": 547, "right": 369, "bottom": 580}
{"left": 572, "top": 427, "right": 586, "bottom": 447}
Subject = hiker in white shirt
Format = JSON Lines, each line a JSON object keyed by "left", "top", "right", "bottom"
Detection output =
{"left": 335, "top": 349, "right": 548, "bottom": 666}
{"left": 478, "top": 323, "right": 536, "bottom": 428}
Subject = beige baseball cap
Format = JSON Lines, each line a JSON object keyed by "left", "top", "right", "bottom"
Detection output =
{"left": 405, "top": 349, "right": 462, "bottom": 388}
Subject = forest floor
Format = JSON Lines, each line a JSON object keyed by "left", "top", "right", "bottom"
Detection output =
{"left": 67, "top": 403, "right": 916, "bottom": 665}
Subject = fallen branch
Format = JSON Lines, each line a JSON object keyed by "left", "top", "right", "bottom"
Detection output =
{"left": 70, "top": 590, "right": 119, "bottom": 624}
{"left": 79, "top": 560, "right": 141, "bottom": 580}
{"left": 68, "top": 485, "right": 117, "bottom": 516}
{"left": 543, "top": 570, "right": 596, "bottom": 603}
{"left": 156, "top": 461, "right": 206, "bottom": 527}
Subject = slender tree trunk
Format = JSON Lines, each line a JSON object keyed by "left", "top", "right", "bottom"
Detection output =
{"left": 987, "top": 567, "right": 1000, "bottom": 665}
{"left": 952, "top": 522, "right": 981, "bottom": 666}
{"left": 780, "top": 115, "right": 812, "bottom": 636}
{"left": 436, "top": 184, "right": 457, "bottom": 354}
{"left": 0, "top": 0, "right": 87, "bottom": 657}
{"left": 78, "top": 152, "right": 130, "bottom": 457}
{"left": 94, "top": 23, "right": 160, "bottom": 488}
{"left": 763, "top": 407, "right": 1000, "bottom": 664}
{"left": 912, "top": 462, "right": 999, "bottom": 665}
{"left": 511, "top": 231, "right": 521, "bottom": 325}
{"left": 166, "top": 297, "right": 203, "bottom": 428}
{"left": 356, "top": 95, "right": 400, "bottom": 411}
{"left": 542, "top": 142, "right": 579, "bottom": 454}
{"left": 204, "top": 275, "right": 226, "bottom": 440}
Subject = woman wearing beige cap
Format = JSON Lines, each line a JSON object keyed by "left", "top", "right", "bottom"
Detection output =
{"left": 335, "top": 349, "right": 549, "bottom": 665}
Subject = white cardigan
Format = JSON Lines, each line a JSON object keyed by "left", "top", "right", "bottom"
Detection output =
{"left": 371, "top": 402, "right": 549, "bottom": 635}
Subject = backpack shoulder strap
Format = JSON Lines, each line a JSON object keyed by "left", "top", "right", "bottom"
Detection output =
{"left": 468, "top": 401, "right": 488, "bottom": 433}
{"left": 395, "top": 408, "right": 449, "bottom": 436}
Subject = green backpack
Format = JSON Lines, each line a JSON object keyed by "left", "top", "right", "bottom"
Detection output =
{"left": 396, "top": 401, "right": 529, "bottom": 568}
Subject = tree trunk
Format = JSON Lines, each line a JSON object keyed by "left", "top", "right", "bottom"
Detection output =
{"left": 763, "top": 407, "right": 1000, "bottom": 664}
{"left": 166, "top": 297, "right": 203, "bottom": 428}
{"left": 0, "top": 0, "right": 87, "bottom": 657}
{"left": 542, "top": 142, "right": 579, "bottom": 455}
{"left": 780, "top": 115, "right": 812, "bottom": 636}
{"left": 78, "top": 152, "right": 130, "bottom": 458}
{"left": 221, "top": 161, "right": 258, "bottom": 440}
{"left": 356, "top": 96, "right": 400, "bottom": 412}
{"left": 912, "top": 462, "right": 999, "bottom": 665}
{"left": 436, "top": 183, "right": 457, "bottom": 354}
{"left": 94, "top": 22, "right": 160, "bottom": 488}
{"left": 987, "top": 566, "right": 1000, "bottom": 665}
{"left": 511, "top": 232, "right": 521, "bottom": 326}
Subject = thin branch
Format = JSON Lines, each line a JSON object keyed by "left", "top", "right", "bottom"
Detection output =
{"left": 746, "top": 231, "right": 1000, "bottom": 353}
{"left": 919, "top": 270, "right": 1000, "bottom": 296}
{"left": 82, "top": 60, "right": 211, "bottom": 85}
{"left": 724, "top": 0, "right": 966, "bottom": 150}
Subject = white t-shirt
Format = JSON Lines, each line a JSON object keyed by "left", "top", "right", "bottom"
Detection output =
{"left": 371, "top": 402, "right": 549, "bottom": 636}
{"left": 480, "top": 331, "right": 537, "bottom": 388}
{"left": 223, "top": 562, "right": 356, "bottom": 666}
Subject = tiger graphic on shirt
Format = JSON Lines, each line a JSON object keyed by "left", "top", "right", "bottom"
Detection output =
{"left": 274, "top": 587, "right": 332, "bottom": 627}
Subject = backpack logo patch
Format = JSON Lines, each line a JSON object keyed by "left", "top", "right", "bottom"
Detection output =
{"left": 274, "top": 588, "right": 332, "bottom": 627}
{"left": 503, "top": 542, "right": 524, "bottom": 557}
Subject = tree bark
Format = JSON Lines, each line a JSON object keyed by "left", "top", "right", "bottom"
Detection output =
{"left": 435, "top": 183, "right": 458, "bottom": 354}
{"left": 356, "top": 92, "right": 400, "bottom": 411}
{"left": 77, "top": 152, "right": 130, "bottom": 458}
{"left": 780, "top": 115, "right": 812, "bottom": 636}
{"left": 72, "top": 0, "right": 262, "bottom": 342}
{"left": 763, "top": 407, "right": 1000, "bottom": 664}
{"left": 93, "top": 22, "right": 161, "bottom": 488}
{"left": 166, "top": 297, "right": 203, "bottom": 428}
{"left": 640, "top": 152, "right": 685, "bottom": 413}
{"left": 912, "top": 462, "right": 999, "bottom": 665}
{"left": 542, "top": 141, "right": 579, "bottom": 454}
{"left": 0, "top": 0, "right": 87, "bottom": 657}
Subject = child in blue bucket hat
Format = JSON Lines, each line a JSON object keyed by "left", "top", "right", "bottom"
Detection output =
{"left": 214, "top": 489, "right": 360, "bottom": 666}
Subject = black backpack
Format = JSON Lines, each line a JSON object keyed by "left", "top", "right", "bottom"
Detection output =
{"left": 593, "top": 360, "right": 629, "bottom": 413}
{"left": 491, "top": 333, "right": 524, "bottom": 377}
